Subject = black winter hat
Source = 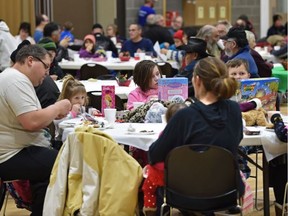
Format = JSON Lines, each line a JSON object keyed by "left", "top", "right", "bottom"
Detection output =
{"left": 10, "top": 40, "right": 31, "bottom": 63}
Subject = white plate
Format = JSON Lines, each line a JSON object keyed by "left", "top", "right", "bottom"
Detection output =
{"left": 126, "top": 130, "right": 156, "bottom": 135}
{"left": 59, "top": 118, "right": 82, "bottom": 128}
{"left": 264, "top": 128, "right": 274, "bottom": 132}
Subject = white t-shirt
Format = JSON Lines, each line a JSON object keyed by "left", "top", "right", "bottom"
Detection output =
{"left": 0, "top": 68, "right": 50, "bottom": 163}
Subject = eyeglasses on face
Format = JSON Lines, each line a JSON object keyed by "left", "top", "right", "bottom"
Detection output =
{"left": 32, "top": 56, "right": 50, "bottom": 70}
{"left": 129, "top": 29, "right": 137, "bottom": 32}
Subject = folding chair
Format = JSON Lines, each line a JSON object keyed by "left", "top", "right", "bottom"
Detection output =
{"left": 88, "top": 92, "right": 124, "bottom": 111}
{"left": 0, "top": 178, "right": 31, "bottom": 216}
{"left": 79, "top": 63, "right": 109, "bottom": 80}
{"left": 238, "top": 146, "right": 264, "bottom": 210}
{"left": 157, "top": 62, "right": 176, "bottom": 78}
{"left": 161, "top": 144, "right": 243, "bottom": 216}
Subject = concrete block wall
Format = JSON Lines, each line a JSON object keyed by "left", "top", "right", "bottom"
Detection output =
{"left": 125, "top": 0, "right": 163, "bottom": 35}
{"left": 124, "top": 0, "right": 261, "bottom": 38}
{"left": 231, "top": 0, "right": 261, "bottom": 38}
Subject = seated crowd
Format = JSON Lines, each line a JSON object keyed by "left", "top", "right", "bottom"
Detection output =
{"left": 0, "top": 6, "right": 287, "bottom": 216}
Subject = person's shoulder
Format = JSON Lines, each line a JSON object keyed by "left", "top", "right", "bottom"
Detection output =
{"left": 141, "top": 37, "right": 153, "bottom": 45}
{"left": 0, "top": 68, "right": 29, "bottom": 85}
{"left": 224, "top": 99, "right": 241, "bottom": 111}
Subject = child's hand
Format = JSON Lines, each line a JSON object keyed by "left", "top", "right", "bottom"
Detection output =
{"left": 71, "top": 104, "right": 82, "bottom": 115}
{"left": 86, "top": 43, "right": 93, "bottom": 52}
{"left": 59, "top": 37, "right": 70, "bottom": 48}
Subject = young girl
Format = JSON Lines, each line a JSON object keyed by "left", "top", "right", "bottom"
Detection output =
{"left": 54, "top": 74, "right": 88, "bottom": 142}
{"left": 78, "top": 34, "right": 98, "bottom": 58}
{"left": 127, "top": 60, "right": 161, "bottom": 110}
{"left": 142, "top": 103, "right": 187, "bottom": 216}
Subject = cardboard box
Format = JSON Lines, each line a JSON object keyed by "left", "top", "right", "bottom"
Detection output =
{"left": 101, "top": 86, "right": 115, "bottom": 113}
{"left": 158, "top": 77, "right": 188, "bottom": 101}
{"left": 236, "top": 77, "right": 279, "bottom": 111}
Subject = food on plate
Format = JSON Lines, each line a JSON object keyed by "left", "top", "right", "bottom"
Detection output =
{"left": 139, "top": 130, "right": 154, "bottom": 133}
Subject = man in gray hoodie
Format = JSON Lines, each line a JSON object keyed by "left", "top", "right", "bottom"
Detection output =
{"left": 0, "top": 20, "right": 17, "bottom": 71}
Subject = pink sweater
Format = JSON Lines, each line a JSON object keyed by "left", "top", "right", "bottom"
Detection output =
{"left": 127, "top": 87, "right": 158, "bottom": 110}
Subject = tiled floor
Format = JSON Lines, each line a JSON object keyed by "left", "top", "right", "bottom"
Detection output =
{"left": 1, "top": 104, "right": 287, "bottom": 216}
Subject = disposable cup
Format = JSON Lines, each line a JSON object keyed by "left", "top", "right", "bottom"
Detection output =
{"left": 106, "top": 51, "right": 112, "bottom": 61}
{"left": 139, "top": 53, "right": 145, "bottom": 60}
{"left": 104, "top": 108, "right": 117, "bottom": 128}
{"left": 73, "top": 53, "right": 80, "bottom": 61}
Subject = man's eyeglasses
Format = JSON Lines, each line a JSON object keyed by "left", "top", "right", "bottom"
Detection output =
{"left": 129, "top": 29, "right": 137, "bottom": 32}
{"left": 33, "top": 56, "right": 50, "bottom": 70}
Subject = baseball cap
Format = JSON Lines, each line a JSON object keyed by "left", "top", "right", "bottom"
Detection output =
{"left": 221, "top": 27, "right": 248, "bottom": 47}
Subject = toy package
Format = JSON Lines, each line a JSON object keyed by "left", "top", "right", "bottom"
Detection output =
{"left": 235, "top": 78, "right": 279, "bottom": 111}
{"left": 101, "top": 86, "right": 115, "bottom": 113}
{"left": 158, "top": 77, "right": 188, "bottom": 101}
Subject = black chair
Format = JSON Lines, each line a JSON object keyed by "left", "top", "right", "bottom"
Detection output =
{"left": 161, "top": 144, "right": 243, "bottom": 216}
{"left": 88, "top": 92, "right": 124, "bottom": 111}
{"left": 157, "top": 62, "right": 176, "bottom": 78}
{"left": 79, "top": 63, "right": 109, "bottom": 80}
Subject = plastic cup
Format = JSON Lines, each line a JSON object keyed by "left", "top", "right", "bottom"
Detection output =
{"left": 139, "top": 53, "right": 145, "bottom": 60}
{"left": 104, "top": 108, "right": 116, "bottom": 128}
{"left": 134, "top": 53, "right": 140, "bottom": 60}
{"left": 73, "top": 53, "right": 80, "bottom": 61}
{"left": 106, "top": 51, "right": 112, "bottom": 61}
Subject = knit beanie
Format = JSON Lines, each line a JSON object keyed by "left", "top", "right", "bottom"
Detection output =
{"left": 38, "top": 38, "right": 57, "bottom": 51}
{"left": 173, "top": 30, "right": 184, "bottom": 43}
{"left": 10, "top": 40, "right": 31, "bottom": 63}
{"left": 84, "top": 34, "right": 96, "bottom": 45}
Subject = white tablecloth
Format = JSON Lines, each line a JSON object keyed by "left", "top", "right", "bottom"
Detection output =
{"left": 59, "top": 58, "right": 179, "bottom": 70}
{"left": 55, "top": 80, "right": 137, "bottom": 99}
{"left": 60, "top": 122, "right": 287, "bottom": 161}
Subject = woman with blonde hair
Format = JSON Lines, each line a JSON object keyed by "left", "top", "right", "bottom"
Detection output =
{"left": 149, "top": 57, "right": 245, "bottom": 214}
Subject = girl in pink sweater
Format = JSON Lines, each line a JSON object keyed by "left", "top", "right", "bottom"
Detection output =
{"left": 127, "top": 60, "right": 161, "bottom": 110}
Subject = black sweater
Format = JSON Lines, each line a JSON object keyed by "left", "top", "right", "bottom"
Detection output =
{"left": 149, "top": 99, "right": 243, "bottom": 164}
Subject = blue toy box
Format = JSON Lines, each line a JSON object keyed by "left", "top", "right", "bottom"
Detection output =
{"left": 235, "top": 77, "right": 279, "bottom": 111}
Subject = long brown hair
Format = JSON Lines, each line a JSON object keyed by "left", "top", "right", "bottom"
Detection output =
{"left": 58, "top": 75, "right": 88, "bottom": 105}
{"left": 133, "top": 60, "right": 161, "bottom": 92}
{"left": 193, "top": 57, "right": 238, "bottom": 99}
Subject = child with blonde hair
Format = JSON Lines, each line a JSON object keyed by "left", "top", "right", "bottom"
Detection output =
{"left": 54, "top": 75, "right": 88, "bottom": 142}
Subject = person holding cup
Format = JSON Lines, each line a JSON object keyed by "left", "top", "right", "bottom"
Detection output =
{"left": 78, "top": 34, "right": 98, "bottom": 58}
{"left": 127, "top": 60, "right": 161, "bottom": 110}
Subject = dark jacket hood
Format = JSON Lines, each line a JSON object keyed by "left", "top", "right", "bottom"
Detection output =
{"left": 192, "top": 99, "right": 228, "bottom": 128}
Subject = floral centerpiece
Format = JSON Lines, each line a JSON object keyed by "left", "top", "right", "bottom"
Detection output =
{"left": 116, "top": 72, "right": 131, "bottom": 86}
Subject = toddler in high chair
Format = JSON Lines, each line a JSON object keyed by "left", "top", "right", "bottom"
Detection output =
{"left": 142, "top": 103, "right": 187, "bottom": 216}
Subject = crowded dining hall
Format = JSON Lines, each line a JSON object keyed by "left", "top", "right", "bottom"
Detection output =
{"left": 0, "top": 0, "right": 287, "bottom": 215}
